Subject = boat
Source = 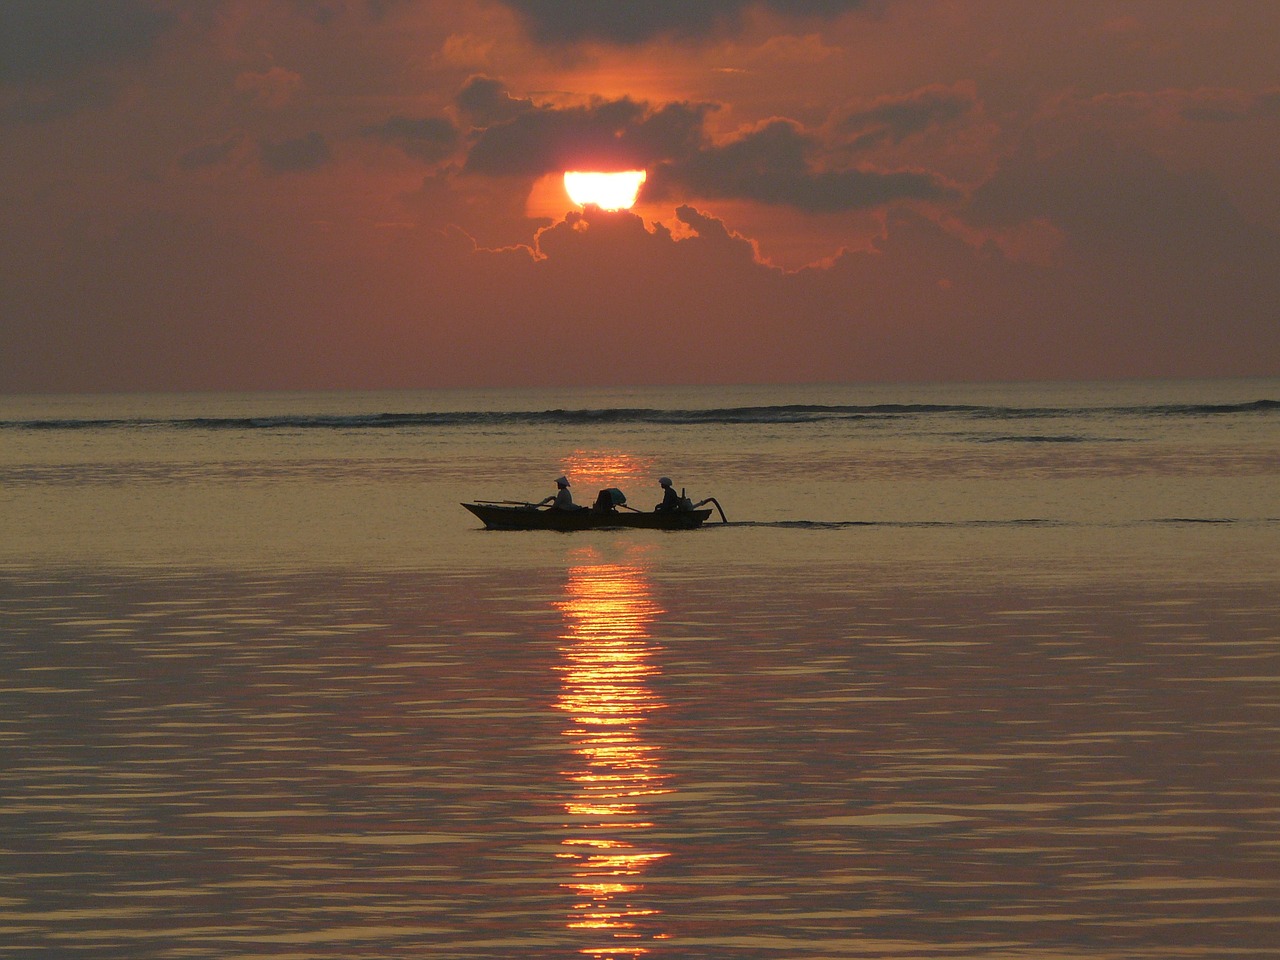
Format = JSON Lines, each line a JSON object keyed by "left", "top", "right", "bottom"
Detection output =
{"left": 462, "top": 501, "right": 716, "bottom": 531}
{"left": 462, "top": 487, "right": 727, "bottom": 531}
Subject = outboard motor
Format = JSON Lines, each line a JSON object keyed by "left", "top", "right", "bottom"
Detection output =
{"left": 592, "top": 487, "right": 627, "bottom": 513}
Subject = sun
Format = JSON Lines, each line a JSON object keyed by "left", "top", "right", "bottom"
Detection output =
{"left": 563, "top": 170, "right": 647, "bottom": 211}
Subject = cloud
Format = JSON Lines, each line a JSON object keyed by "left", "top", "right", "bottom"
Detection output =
{"left": 6, "top": 0, "right": 1276, "bottom": 393}
{"left": 0, "top": 78, "right": 113, "bottom": 125}
{"left": 6, "top": 185, "right": 1276, "bottom": 393}
{"left": 362, "top": 116, "right": 459, "bottom": 163}
{"left": 648, "top": 118, "right": 957, "bottom": 211}
{"left": 456, "top": 76, "right": 534, "bottom": 125}
{"left": 965, "top": 135, "right": 1267, "bottom": 255}
{"left": 0, "top": 0, "right": 171, "bottom": 83}
{"left": 403, "top": 168, "right": 553, "bottom": 250}
{"left": 1178, "top": 87, "right": 1280, "bottom": 123}
{"left": 840, "top": 83, "right": 976, "bottom": 149}
{"left": 1072, "top": 86, "right": 1280, "bottom": 130}
{"left": 427, "top": 201, "right": 1273, "bottom": 385}
{"left": 0, "top": 0, "right": 172, "bottom": 123}
{"left": 260, "top": 131, "right": 332, "bottom": 173}
{"left": 532, "top": 203, "right": 762, "bottom": 272}
{"left": 459, "top": 81, "right": 948, "bottom": 213}
{"left": 178, "top": 136, "right": 243, "bottom": 172}
{"left": 463, "top": 92, "right": 713, "bottom": 176}
{"left": 498, "top": 0, "right": 867, "bottom": 46}
{"left": 234, "top": 66, "right": 303, "bottom": 110}
{"left": 673, "top": 204, "right": 763, "bottom": 265}
{"left": 437, "top": 32, "right": 495, "bottom": 69}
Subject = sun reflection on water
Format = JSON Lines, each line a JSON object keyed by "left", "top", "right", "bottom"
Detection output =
{"left": 554, "top": 552, "right": 671, "bottom": 957}
{"left": 558, "top": 451, "right": 658, "bottom": 496}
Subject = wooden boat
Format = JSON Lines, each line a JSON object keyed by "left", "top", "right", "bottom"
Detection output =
{"left": 462, "top": 501, "right": 715, "bottom": 531}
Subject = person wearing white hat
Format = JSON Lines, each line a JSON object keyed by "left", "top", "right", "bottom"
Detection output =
{"left": 655, "top": 476, "right": 682, "bottom": 512}
{"left": 538, "top": 475, "right": 578, "bottom": 510}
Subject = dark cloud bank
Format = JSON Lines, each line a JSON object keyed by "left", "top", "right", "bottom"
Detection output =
{"left": 0, "top": 0, "right": 169, "bottom": 83}
{"left": 646, "top": 118, "right": 957, "bottom": 211}
{"left": 0, "top": 0, "right": 172, "bottom": 122}
{"left": 500, "top": 0, "right": 868, "bottom": 45}
{"left": 451, "top": 77, "right": 956, "bottom": 212}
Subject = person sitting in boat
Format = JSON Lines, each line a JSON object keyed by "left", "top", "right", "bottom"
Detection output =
{"left": 655, "top": 476, "right": 683, "bottom": 511}
{"left": 538, "top": 476, "right": 583, "bottom": 511}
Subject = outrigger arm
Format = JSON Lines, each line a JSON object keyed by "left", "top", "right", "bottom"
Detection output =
{"left": 692, "top": 497, "right": 728, "bottom": 523}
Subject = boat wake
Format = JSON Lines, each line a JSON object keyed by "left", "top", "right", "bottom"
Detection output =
{"left": 726, "top": 518, "right": 1067, "bottom": 530}
{"left": 721, "top": 517, "right": 1268, "bottom": 530}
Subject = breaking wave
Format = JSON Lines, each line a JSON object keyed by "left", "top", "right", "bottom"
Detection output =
{"left": 2, "top": 399, "right": 1276, "bottom": 432}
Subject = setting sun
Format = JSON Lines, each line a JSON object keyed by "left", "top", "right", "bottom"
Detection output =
{"left": 563, "top": 170, "right": 647, "bottom": 210}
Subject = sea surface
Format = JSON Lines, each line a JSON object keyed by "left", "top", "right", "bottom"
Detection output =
{"left": 2, "top": 378, "right": 1278, "bottom": 958}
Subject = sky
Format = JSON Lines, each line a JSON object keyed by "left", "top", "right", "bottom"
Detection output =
{"left": 2, "top": 0, "right": 1278, "bottom": 393}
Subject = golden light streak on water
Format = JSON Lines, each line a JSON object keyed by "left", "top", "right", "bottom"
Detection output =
{"left": 558, "top": 451, "right": 658, "bottom": 502}
{"left": 554, "top": 553, "right": 671, "bottom": 958}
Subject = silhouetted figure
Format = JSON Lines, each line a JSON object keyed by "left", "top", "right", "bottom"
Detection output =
{"left": 655, "top": 476, "right": 682, "bottom": 511}
{"left": 538, "top": 476, "right": 581, "bottom": 510}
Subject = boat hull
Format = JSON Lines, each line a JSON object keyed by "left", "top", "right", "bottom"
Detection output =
{"left": 462, "top": 502, "right": 712, "bottom": 531}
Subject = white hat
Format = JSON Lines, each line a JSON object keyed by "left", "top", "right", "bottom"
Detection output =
{"left": 556, "top": 476, "right": 569, "bottom": 486}
{"left": 659, "top": 476, "right": 672, "bottom": 486}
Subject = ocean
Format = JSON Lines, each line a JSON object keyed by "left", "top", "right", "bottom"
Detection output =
{"left": 2, "top": 378, "right": 1278, "bottom": 958}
